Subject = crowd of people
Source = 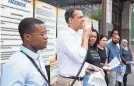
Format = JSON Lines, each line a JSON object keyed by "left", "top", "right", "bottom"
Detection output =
{"left": 1, "top": 7, "right": 133, "bottom": 86}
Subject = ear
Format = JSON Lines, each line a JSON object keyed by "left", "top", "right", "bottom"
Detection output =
{"left": 23, "top": 33, "right": 31, "bottom": 42}
{"left": 68, "top": 17, "right": 74, "bottom": 24}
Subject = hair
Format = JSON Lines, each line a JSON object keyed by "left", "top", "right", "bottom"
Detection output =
{"left": 89, "top": 28, "right": 99, "bottom": 47}
{"left": 99, "top": 34, "right": 108, "bottom": 41}
{"left": 18, "top": 17, "right": 44, "bottom": 41}
{"left": 65, "top": 7, "right": 82, "bottom": 24}
{"left": 111, "top": 28, "right": 119, "bottom": 37}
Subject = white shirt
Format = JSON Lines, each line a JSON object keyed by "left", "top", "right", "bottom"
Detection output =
{"left": 1, "top": 45, "right": 48, "bottom": 86}
{"left": 56, "top": 27, "right": 89, "bottom": 77}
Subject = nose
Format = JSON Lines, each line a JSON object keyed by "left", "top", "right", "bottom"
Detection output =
{"left": 43, "top": 35, "right": 48, "bottom": 40}
{"left": 92, "top": 37, "right": 96, "bottom": 40}
{"left": 82, "top": 18, "right": 85, "bottom": 22}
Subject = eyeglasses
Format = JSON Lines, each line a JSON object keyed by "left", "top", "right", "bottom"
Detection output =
{"left": 30, "top": 33, "right": 47, "bottom": 37}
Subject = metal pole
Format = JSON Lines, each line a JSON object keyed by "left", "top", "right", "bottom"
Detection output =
{"left": 102, "top": 0, "right": 107, "bottom": 35}
{"left": 74, "top": 0, "right": 76, "bottom": 6}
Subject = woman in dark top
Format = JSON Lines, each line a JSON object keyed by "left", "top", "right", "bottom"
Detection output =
{"left": 97, "top": 34, "right": 108, "bottom": 85}
{"left": 120, "top": 39, "right": 133, "bottom": 86}
{"left": 97, "top": 35, "right": 108, "bottom": 64}
{"left": 83, "top": 29, "right": 101, "bottom": 86}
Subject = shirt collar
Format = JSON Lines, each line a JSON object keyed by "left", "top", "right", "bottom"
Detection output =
{"left": 20, "top": 45, "right": 39, "bottom": 60}
{"left": 68, "top": 27, "right": 83, "bottom": 35}
{"left": 122, "top": 46, "right": 128, "bottom": 51}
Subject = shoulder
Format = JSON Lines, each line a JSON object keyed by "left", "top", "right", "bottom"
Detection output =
{"left": 106, "top": 42, "right": 111, "bottom": 48}
{"left": 3, "top": 52, "right": 31, "bottom": 71}
{"left": 58, "top": 29, "right": 70, "bottom": 36}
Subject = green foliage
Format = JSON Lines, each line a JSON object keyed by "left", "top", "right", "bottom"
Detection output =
{"left": 90, "top": 9, "right": 102, "bottom": 21}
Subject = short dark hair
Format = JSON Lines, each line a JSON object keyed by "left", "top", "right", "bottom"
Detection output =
{"left": 18, "top": 18, "right": 44, "bottom": 40}
{"left": 111, "top": 28, "right": 119, "bottom": 37}
{"left": 99, "top": 34, "right": 108, "bottom": 41}
{"left": 65, "top": 7, "right": 82, "bottom": 23}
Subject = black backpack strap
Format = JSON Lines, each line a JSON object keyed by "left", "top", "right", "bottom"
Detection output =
{"left": 70, "top": 52, "right": 88, "bottom": 86}
{"left": 20, "top": 51, "right": 51, "bottom": 86}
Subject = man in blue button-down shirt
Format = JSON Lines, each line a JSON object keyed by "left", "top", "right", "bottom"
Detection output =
{"left": 106, "top": 34, "right": 121, "bottom": 86}
{"left": 1, "top": 18, "right": 48, "bottom": 86}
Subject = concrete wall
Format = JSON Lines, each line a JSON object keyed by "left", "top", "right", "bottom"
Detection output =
{"left": 106, "top": 0, "right": 113, "bottom": 37}
{"left": 121, "top": 1, "right": 131, "bottom": 46}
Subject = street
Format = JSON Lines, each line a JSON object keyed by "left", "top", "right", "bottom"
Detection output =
{"left": 127, "top": 45, "right": 134, "bottom": 86}
{"left": 127, "top": 66, "right": 134, "bottom": 86}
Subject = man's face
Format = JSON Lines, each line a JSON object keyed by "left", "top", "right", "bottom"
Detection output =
{"left": 112, "top": 35, "right": 120, "bottom": 44}
{"left": 122, "top": 40, "right": 128, "bottom": 47}
{"left": 71, "top": 10, "right": 85, "bottom": 29}
{"left": 30, "top": 24, "right": 48, "bottom": 50}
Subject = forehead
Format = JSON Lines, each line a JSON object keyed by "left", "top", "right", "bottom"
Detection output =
{"left": 91, "top": 32, "right": 97, "bottom": 36}
{"left": 113, "top": 35, "right": 119, "bottom": 39}
{"left": 122, "top": 40, "right": 127, "bottom": 42}
{"left": 33, "top": 24, "right": 46, "bottom": 32}
{"left": 113, "top": 31, "right": 118, "bottom": 34}
{"left": 73, "top": 10, "right": 83, "bottom": 17}
{"left": 101, "top": 37, "right": 107, "bottom": 40}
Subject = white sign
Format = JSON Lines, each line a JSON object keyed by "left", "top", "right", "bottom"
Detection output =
{"left": 88, "top": 69, "right": 107, "bottom": 86}
{"left": 35, "top": 0, "right": 57, "bottom": 65}
{"left": 57, "top": 8, "right": 68, "bottom": 34}
{"left": 103, "top": 56, "right": 120, "bottom": 70}
{"left": 116, "top": 65, "right": 126, "bottom": 82}
{"left": 0, "top": 0, "right": 33, "bottom": 67}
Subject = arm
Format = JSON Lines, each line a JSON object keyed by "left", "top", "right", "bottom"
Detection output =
{"left": 106, "top": 44, "right": 110, "bottom": 63}
{"left": 1, "top": 64, "right": 25, "bottom": 86}
{"left": 104, "top": 47, "right": 108, "bottom": 64}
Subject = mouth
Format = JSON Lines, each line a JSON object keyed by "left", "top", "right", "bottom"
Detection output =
{"left": 44, "top": 40, "right": 48, "bottom": 45}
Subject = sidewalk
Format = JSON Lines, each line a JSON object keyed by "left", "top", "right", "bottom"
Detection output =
{"left": 127, "top": 45, "right": 134, "bottom": 86}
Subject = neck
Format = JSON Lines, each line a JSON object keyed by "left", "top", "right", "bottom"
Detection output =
{"left": 23, "top": 44, "right": 37, "bottom": 53}
{"left": 68, "top": 25, "right": 78, "bottom": 32}
{"left": 122, "top": 45, "right": 127, "bottom": 48}
{"left": 97, "top": 44, "right": 104, "bottom": 50}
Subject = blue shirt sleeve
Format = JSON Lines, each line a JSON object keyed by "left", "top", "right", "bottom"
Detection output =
{"left": 1, "top": 63, "right": 26, "bottom": 86}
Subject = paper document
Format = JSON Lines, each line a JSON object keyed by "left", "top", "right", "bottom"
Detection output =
{"left": 88, "top": 69, "right": 107, "bottom": 86}
{"left": 116, "top": 65, "right": 126, "bottom": 82}
{"left": 103, "top": 56, "right": 120, "bottom": 70}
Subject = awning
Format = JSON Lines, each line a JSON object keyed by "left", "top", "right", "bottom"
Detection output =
{"left": 41, "top": 0, "right": 102, "bottom": 6}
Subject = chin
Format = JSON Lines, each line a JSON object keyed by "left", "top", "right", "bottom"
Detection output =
{"left": 39, "top": 46, "right": 47, "bottom": 50}
{"left": 43, "top": 45, "right": 47, "bottom": 48}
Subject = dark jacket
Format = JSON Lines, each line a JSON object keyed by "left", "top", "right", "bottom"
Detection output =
{"left": 120, "top": 46, "right": 133, "bottom": 74}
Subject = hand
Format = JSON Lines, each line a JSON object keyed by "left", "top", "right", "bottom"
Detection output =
{"left": 85, "top": 69, "right": 91, "bottom": 75}
{"left": 83, "top": 24, "right": 92, "bottom": 37}
{"left": 107, "top": 70, "right": 110, "bottom": 76}
{"left": 87, "top": 64, "right": 101, "bottom": 72}
{"left": 100, "top": 63, "right": 105, "bottom": 68}
{"left": 52, "top": 81, "right": 57, "bottom": 86}
{"left": 93, "top": 65, "right": 101, "bottom": 72}
{"left": 120, "top": 61, "right": 125, "bottom": 65}
{"left": 102, "top": 64, "right": 110, "bottom": 71}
